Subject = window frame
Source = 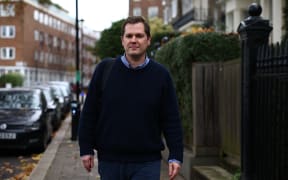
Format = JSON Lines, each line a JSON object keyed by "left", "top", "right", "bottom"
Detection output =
{"left": 133, "top": 7, "right": 142, "bottom": 16}
{"left": 148, "top": 6, "right": 159, "bottom": 18}
{"left": 0, "top": 4, "right": 15, "bottom": 17}
{"left": 0, "top": 25, "right": 15, "bottom": 38}
{"left": 0, "top": 47, "right": 16, "bottom": 60}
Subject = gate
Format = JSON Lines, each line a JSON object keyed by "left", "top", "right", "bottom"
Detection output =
{"left": 238, "top": 3, "right": 288, "bottom": 180}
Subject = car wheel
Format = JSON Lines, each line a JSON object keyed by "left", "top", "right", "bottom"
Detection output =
{"left": 36, "top": 127, "right": 50, "bottom": 153}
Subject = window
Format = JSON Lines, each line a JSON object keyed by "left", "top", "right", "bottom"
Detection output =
{"left": 39, "top": 32, "right": 44, "bottom": 46}
{"left": 0, "top": 25, "right": 15, "bottom": 38}
{"left": 61, "top": 40, "right": 66, "bottom": 49}
{"left": 172, "top": 0, "right": 177, "bottom": 18}
{"left": 0, "top": 47, "right": 15, "bottom": 60}
{"left": 57, "top": 20, "right": 61, "bottom": 30}
{"left": 48, "top": 16, "right": 53, "bottom": 27}
{"left": 47, "top": 34, "right": 53, "bottom": 48}
{"left": 39, "top": 52, "right": 44, "bottom": 62}
{"left": 182, "top": 0, "right": 193, "bottom": 15}
{"left": 53, "top": 37, "right": 58, "bottom": 47}
{"left": 39, "top": 12, "right": 44, "bottom": 24}
{"left": 44, "top": 14, "right": 49, "bottom": 25}
{"left": 34, "top": 30, "right": 39, "bottom": 41}
{"left": 34, "top": 50, "right": 39, "bottom": 61}
{"left": 148, "top": 6, "right": 158, "bottom": 18}
{"left": 133, "top": 7, "right": 141, "bottom": 16}
{"left": 0, "top": 4, "right": 15, "bottom": 17}
{"left": 34, "top": 10, "right": 39, "bottom": 21}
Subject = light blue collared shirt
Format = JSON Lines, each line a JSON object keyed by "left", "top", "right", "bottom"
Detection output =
{"left": 120, "top": 54, "right": 150, "bottom": 69}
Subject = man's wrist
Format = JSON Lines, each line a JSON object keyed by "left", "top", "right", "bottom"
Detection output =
{"left": 168, "top": 159, "right": 181, "bottom": 164}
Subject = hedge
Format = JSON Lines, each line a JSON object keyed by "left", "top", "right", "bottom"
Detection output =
{"left": 0, "top": 73, "right": 24, "bottom": 87}
{"left": 155, "top": 32, "right": 241, "bottom": 145}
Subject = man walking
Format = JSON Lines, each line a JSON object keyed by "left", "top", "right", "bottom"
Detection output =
{"left": 78, "top": 16, "right": 183, "bottom": 180}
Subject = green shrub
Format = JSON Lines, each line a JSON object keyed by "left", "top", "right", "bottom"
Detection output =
{"left": 155, "top": 32, "right": 240, "bottom": 147}
{"left": 0, "top": 73, "right": 24, "bottom": 87}
{"left": 232, "top": 169, "right": 241, "bottom": 180}
{"left": 148, "top": 31, "right": 181, "bottom": 58}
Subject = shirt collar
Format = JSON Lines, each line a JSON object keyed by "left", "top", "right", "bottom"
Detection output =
{"left": 121, "top": 54, "right": 150, "bottom": 70}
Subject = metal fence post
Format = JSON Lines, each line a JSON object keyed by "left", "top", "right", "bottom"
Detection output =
{"left": 237, "top": 3, "right": 272, "bottom": 180}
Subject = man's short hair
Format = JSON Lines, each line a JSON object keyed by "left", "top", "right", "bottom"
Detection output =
{"left": 121, "top": 16, "right": 151, "bottom": 38}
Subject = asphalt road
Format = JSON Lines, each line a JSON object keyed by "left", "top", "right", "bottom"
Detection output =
{"left": 0, "top": 149, "right": 41, "bottom": 179}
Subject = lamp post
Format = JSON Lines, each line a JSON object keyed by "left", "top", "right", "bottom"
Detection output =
{"left": 71, "top": 0, "right": 80, "bottom": 141}
{"left": 75, "top": 0, "right": 80, "bottom": 103}
{"left": 79, "top": 19, "right": 84, "bottom": 104}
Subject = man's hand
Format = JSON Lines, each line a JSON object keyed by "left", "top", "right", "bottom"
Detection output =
{"left": 168, "top": 162, "right": 181, "bottom": 180}
{"left": 81, "top": 155, "right": 94, "bottom": 172}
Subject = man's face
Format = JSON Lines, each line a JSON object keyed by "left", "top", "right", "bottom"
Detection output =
{"left": 121, "top": 23, "right": 151, "bottom": 60}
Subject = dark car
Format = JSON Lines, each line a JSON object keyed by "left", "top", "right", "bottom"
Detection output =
{"left": 31, "top": 85, "right": 62, "bottom": 131}
{"left": 0, "top": 88, "right": 53, "bottom": 152}
{"left": 48, "top": 81, "right": 72, "bottom": 113}
{"left": 48, "top": 81, "right": 72, "bottom": 101}
{"left": 47, "top": 84, "right": 68, "bottom": 119}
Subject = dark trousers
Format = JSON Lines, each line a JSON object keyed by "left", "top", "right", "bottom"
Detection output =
{"left": 98, "top": 160, "right": 161, "bottom": 180}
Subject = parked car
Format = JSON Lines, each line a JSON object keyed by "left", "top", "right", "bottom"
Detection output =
{"left": 47, "top": 84, "right": 67, "bottom": 119}
{"left": 48, "top": 81, "right": 73, "bottom": 103}
{"left": 0, "top": 88, "right": 53, "bottom": 152}
{"left": 56, "top": 84, "right": 71, "bottom": 113}
{"left": 31, "top": 85, "right": 62, "bottom": 131}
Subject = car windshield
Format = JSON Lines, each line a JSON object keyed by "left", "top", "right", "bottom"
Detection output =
{"left": 42, "top": 88, "right": 53, "bottom": 102}
{"left": 51, "top": 86, "right": 64, "bottom": 97}
{"left": 0, "top": 91, "right": 40, "bottom": 109}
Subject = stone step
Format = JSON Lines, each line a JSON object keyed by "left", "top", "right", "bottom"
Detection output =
{"left": 191, "top": 166, "right": 233, "bottom": 180}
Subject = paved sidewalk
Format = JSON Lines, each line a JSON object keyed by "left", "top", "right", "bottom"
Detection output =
{"left": 29, "top": 116, "right": 185, "bottom": 180}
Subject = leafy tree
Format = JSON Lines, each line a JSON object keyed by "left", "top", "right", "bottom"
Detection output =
{"left": 0, "top": 73, "right": 24, "bottom": 87}
{"left": 92, "top": 17, "right": 177, "bottom": 60}
{"left": 93, "top": 19, "right": 125, "bottom": 59}
{"left": 147, "top": 17, "right": 179, "bottom": 58}
{"left": 148, "top": 17, "right": 174, "bottom": 36}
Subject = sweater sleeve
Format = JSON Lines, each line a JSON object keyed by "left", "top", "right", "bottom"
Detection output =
{"left": 161, "top": 71, "right": 184, "bottom": 162}
{"left": 78, "top": 61, "right": 104, "bottom": 156}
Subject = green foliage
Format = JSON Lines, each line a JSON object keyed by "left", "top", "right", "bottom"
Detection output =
{"left": 149, "top": 17, "right": 174, "bottom": 35}
{"left": 155, "top": 32, "right": 240, "bottom": 146}
{"left": 93, "top": 19, "right": 125, "bottom": 59}
{"left": 148, "top": 31, "right": 181, "bottom": 58}
{"left": 93, "top": 17, "right": 177, "bottom": 60}
{"left": 0, "top": 73, "right": 24, "bottom": 87}
{"left": 232, "top": 169, "right": 241, "bottom": 180}
{"left": 38, "top": 0, "right": 52, "bottom": 5}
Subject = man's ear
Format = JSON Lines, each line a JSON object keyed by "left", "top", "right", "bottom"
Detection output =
{"left": 147, "top": 36, "right": 152, "bottom": 46}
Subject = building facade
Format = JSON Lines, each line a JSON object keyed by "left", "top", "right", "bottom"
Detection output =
{"left": 129, "top": 0, "right": 164, "bottom": 20}
{"left": 162, "top": 0, "right": 219, "bottom": 31}
{"left": 80, "top": 27, "right": 99, "bottom": 88}
{"left": 0, "top": 0, "right": 97, "bottom": 86}
{"left": 162, "top": 0, "right": 285, "bottom": 43}
{"left": 224, "top": 0, "right": 284, "bottom": 43}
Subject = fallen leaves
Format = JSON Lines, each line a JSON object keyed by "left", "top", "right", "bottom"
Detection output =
{"left": 0, "top": 153, "right": 42, "bottom": 180}
{"left": 12, "top": 172, "right": 28, "bottom": 180}
{"left": 31, "top": 154, "right": 42, "bottom": 161}
{"left": 0, "top": 162, "right": 14, "bottom": 175}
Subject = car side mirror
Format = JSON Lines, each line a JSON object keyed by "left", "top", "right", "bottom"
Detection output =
{"left": 54, "top": 97, "right": 59, "bottom": 103}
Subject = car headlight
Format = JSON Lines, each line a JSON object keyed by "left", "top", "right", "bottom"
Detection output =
{"left": 27, "top": 122, "right": 41, "bottom": 131}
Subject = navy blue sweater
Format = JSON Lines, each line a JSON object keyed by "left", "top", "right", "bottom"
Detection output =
{"left": 78, "top": 57, "right": 183, "bottom": 162}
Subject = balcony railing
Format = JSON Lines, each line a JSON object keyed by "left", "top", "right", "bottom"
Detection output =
{"left": 172, "top": 8, "right": 208, "bottom": 29}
